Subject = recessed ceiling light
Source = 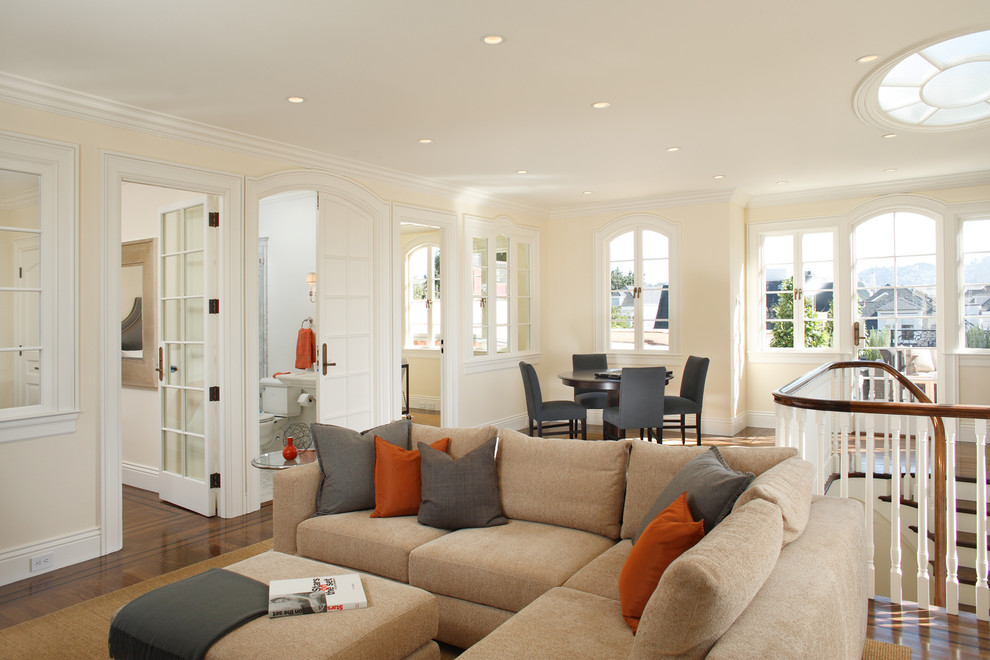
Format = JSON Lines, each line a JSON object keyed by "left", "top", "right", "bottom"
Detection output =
{"left": 482, "top": 35, "right": 504, "bottom": 45}
{"left": 591, "top": 101, "right": 611, "bottom": 109}
{"left": 583, "top": 191, "right": 593, "bottom": 195}
{"left": 713, "top": 174, "right": 725, "bottom": 180}
{"left": 286, "top": 96, "right": 306, "bottom": 104}
{"left": 666, "top": 146, "right": 681, "bottom": 152}
{"left": 857, "top": 54, "right": 880, "bottom": 63}
{"left": 516, "top": 170, "right": 528, "bottom": 174}
{"left": 418, "top": 138, "right": 433, "bottom": 144}
{"left": 777, "top": 180, "right": 789, "bottom": 185}
{"left": 884, "top": 168, "right": 898, "bottom": 173}
{"left": 882, "top": 133, "right": 898, "bottom": 138}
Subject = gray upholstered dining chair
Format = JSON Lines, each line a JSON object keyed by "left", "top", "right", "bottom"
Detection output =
{"left": 662, "top": 355, "right": 710, "bottom": 445}
{"left": 519, "top": 362, "right": 588, "bottom": 440}
{"left": 572, "top": 353, "right": 609, "bottom": 410}
{"left": 602, "top": 367, "right": 666, "bottom": 442}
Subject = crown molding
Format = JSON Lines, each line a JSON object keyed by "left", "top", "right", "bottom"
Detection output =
{"left": 0, "top": 72, "right": 547, "bottom": 218}
{"left": 550, "top": 188, "right": 748, "bottom": 219}
{"left": 747, "top": 170, "right": 990, "bottom": 208}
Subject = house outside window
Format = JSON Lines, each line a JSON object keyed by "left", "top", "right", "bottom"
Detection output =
{"left": 466, "top": 216, "right": 537, "bottom": 363}
{"left": 595, "top": 214, "right": 680, "bottom": 355}
{"left": 961, "top": 217, "right": 990, "bottom": 349}
{"left": 0, "top": 132, "right": 78, "bottom": 443}
{"left": 759, "top": 230, "right": 836, "bottom": 350}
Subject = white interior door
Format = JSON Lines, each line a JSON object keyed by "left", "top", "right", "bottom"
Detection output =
{"left": 316, "top": 192, "right": 375, "bottom": 430}
{"left": 158, "top": 196, "right": 219, "bottom": 515}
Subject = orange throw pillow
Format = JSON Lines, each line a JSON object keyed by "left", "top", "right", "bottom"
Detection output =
{"left": 371, "top": 436, "right": 450, "bottom": 518}
{"left": 619, "top": 491, "right": 705, "bottom": 633}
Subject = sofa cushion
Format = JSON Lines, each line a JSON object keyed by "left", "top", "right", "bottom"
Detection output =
{"left": 371, "top": 436, "right": 449, "bottom": 518}
{"left": 296, "top": 510, "right": 447, "bottom": 583}
{"left": 563, "top": 540, "right": 630, "bottom": 601}
{"left": 707, "top": 496, "right": 868, "bottom": 659}
{"left": 621, "top": 442, "right": 797, "bottom": 539}
{"left": 630, "top": 498, "right": 783, "bottom": 660}
{"left": 457, "top": 587, "right": 634, "bottom": 660}
{"left": 418, "top": 436, "right": 507, "bottom": 530}
{"left": 620, "top": 492, "right": 705, "bottom": 632}
{"left": 634, "top": 446, "right": 753, "bottom": 540}
{"left": 408, "top": 519, "right": 616, "bottom": 613}
{"left": 732, "top": 456, "right": 814, "bottom": 546}
{"left": 411, "top": 424, "right": 498, "bottom": 460}
{"left": 497, "top": 428, "right": 628, "bottom": 538}
{"left": 312, "top": 419, "right": 411, "bottom": 515}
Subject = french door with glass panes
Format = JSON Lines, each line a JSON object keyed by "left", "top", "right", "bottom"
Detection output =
{"left": 158, "top": 197, "right": 219, "bottom": 515}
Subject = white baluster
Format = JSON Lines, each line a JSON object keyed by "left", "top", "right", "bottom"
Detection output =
{"left": 854, "top": 414, "right": 862, "bottom": 477}
{"left": 865, "top": 413, "right": 876, "bottom": 599}
{"left": 916, "top": 416, "right": 930, "bottom": 609}
{"left": 796, "top": 407, "right": 807, "bottom": 465}
{"left": 945, "top": 418, "right": 959, "bottom": 616}
{"left": 976, "top": 418, "right": 988, "bottom": 621}
{"left": 890, "top": 416, "right": 903, "bottom": 604}
{"left": 816, "top": 410, "right": 828, "bottom": 497}
{"left": 903, "top": 416, "right": 913, "bottom": 502}
{"left": 840, "top": 413, "right": 850, "bottom": 498}
{"left": 883, "top": 414, "right": 891, "bottom": 477}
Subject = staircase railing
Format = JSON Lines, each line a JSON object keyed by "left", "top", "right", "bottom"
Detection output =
{"left": 773, "top": 361, "right": 989, "bottom": 620}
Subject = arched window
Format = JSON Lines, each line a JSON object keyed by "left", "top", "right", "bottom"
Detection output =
{"left": 596, "top": 215, "right": 680, "bottom": 354}
{"left": 404, "top": 240, "right": 441, "bottom": 349}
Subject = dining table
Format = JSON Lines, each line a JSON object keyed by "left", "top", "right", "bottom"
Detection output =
{"left": 557, "top": 368, "right": 674, "bottom": 408}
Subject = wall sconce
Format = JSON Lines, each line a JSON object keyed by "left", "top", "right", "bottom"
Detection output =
{"left": 306, "top": 272, "right": 316, "bottom": 302}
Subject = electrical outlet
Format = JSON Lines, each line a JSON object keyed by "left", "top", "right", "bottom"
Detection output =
{"left": 30, "top": 552, "right": 54, "bottom": 572}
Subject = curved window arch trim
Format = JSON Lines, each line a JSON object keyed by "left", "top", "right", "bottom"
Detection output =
{"left": 594, "top": 213, "right": 681, "bottom": 356}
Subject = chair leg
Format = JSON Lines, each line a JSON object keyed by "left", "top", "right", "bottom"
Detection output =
{"left": 695, "top": 414, "right": 702, "bottom": 445}
{"left": 680, "top": 415, "right": 687, "bottom": 444}
{"left": 528, "top": 420, "right": 534, "bottom": 437}
{"left": 536, "top": 421, "right": 543, "bottom": 437}
{"left": 581, "top": 418, "right": 587, "bottom": 440}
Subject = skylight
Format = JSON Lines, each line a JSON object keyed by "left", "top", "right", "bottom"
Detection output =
{"left": 856, "top": 29, "right": 990, "bottom": 131}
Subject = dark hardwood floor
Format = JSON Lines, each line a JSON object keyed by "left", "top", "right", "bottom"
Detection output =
{"left": 0, "top": 486, "right": 272, "bottom": 629}
{"left": 1, "top": 429, "right": 987, "bottom": 658}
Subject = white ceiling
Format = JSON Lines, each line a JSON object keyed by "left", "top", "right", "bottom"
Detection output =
{"left": 2, "top": 0, "right": 989, "bottom": 212}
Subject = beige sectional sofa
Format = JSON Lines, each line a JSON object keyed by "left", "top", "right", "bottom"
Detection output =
{"left": 273, "top": 424, "right": 868, "bottom": 658}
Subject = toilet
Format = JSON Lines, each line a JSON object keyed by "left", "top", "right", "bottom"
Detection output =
{"left": 259, "top": 377, "right": 302, "bottom": 452}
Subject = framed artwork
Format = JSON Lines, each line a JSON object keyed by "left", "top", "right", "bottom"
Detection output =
{"left": 121, "top": 238, "right": 157, "bottom": 388}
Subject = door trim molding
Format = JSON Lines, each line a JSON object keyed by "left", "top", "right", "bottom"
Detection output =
{"left": 101, "top": 152, "right": 244, "bottom": 554}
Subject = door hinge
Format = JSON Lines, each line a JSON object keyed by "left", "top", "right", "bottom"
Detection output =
{"left": 209, "top": 473, "right": 221, "bottom": 488}
{"left": 209, "top": 299, "right": 220, "bottom": 314}
{"left": 18, "top": 267, "right": 23, "bottom": 279}
{"left": 209, "top": 386, "right": 220, "bottom": 401}
{"left": 208, "top": 211, "right": 219, "bottom": 227}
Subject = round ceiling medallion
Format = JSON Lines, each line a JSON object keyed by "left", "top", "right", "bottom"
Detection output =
{"left": 855, "top": 28, "right": 990, "bottom": 132}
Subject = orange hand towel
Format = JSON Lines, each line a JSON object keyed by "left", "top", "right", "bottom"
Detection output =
{"left": 295, "top": 327, "right": 316, "bottom": 369}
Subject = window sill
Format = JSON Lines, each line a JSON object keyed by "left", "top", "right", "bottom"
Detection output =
{"left": 402, "top": 348, "right": 442, "bottom": 360}
{"left": 747, "top": 350, "right": 843, "bottom": 365}
{"left": 0, "top": 410, "right": 80, "bottom": 444}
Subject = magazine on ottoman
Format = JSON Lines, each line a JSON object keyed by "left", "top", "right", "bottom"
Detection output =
{"left": 268, "top": 574, "right": 368, "bottom": 618}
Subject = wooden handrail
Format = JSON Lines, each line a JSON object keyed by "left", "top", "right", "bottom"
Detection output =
{"left": 773, "top": 360, "right": 990, "bottom": 610}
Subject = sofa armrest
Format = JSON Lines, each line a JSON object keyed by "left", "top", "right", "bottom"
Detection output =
{"left": 273, "top": 461, "right": 321, "bottom": 554}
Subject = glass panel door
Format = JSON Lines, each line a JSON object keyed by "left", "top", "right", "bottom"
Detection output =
{"left": 158, "top": 198, "right": 216, "bottom": 515}
{"left": 853, "top": 211, "right": 938, "bottom": 400}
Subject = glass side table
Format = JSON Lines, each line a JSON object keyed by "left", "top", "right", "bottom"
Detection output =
{"left": 251, "top": 449, "right": 317, "bottom": 470}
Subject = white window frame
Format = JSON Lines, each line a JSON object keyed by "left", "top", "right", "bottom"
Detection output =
{"left": 747, "top": 217, "right": 845, "bottom": 364}
{"left": 594, "top": 214, "right": 681, "bottom": 359}
{"left": 464, "top": 215, "right": 539, "bottom": 372}
{"left": 754, "top": 226, "right": 839, "bottom": 353}
{"left": 0, "top": 131, "right": 78, "bottom": 443}
{"left": 957, "top": 211, "right": 990, "bottom": 354}
{"left": 403, "top": 236, "right": 441, "bottom": 352}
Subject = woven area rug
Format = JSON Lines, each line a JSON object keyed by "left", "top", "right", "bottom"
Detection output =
{"left": 863, "top": 638, "right": 912, "bottom": 659}
{"left": 0, "top": 539, "right": 273, "bottom": 659}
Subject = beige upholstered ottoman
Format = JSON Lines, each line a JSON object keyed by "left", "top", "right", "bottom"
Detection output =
{"left": 206, "top": 551, "right": 439, "bottom": 660}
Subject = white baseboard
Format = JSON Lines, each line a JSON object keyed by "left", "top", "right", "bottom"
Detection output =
{"left": 746, "top": 411, "right": 777, "bottom": 430}
{"left": 0, "top": 527, "right": 101, "bottom": 587}
{"left": 122, "top": 460, "right": 159, "bottom": 492}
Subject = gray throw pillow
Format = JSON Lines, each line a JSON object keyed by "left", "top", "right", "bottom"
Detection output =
{"left": 634, "top": 446, "right": 754, "bottom": 541}
{"left": 311, "top": 419, "right": 411, "bottom": 515}
{"left": 418, "top": 436, "right": 508, "bottom": 530}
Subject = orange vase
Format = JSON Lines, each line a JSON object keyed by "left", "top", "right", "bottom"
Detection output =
{"left": 282, "top": 436, "right": 298, "bottom": 461}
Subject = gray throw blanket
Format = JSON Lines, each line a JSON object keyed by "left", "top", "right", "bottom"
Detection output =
{"left": 108, "top": 568, "right": 269, "bottom": 660}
